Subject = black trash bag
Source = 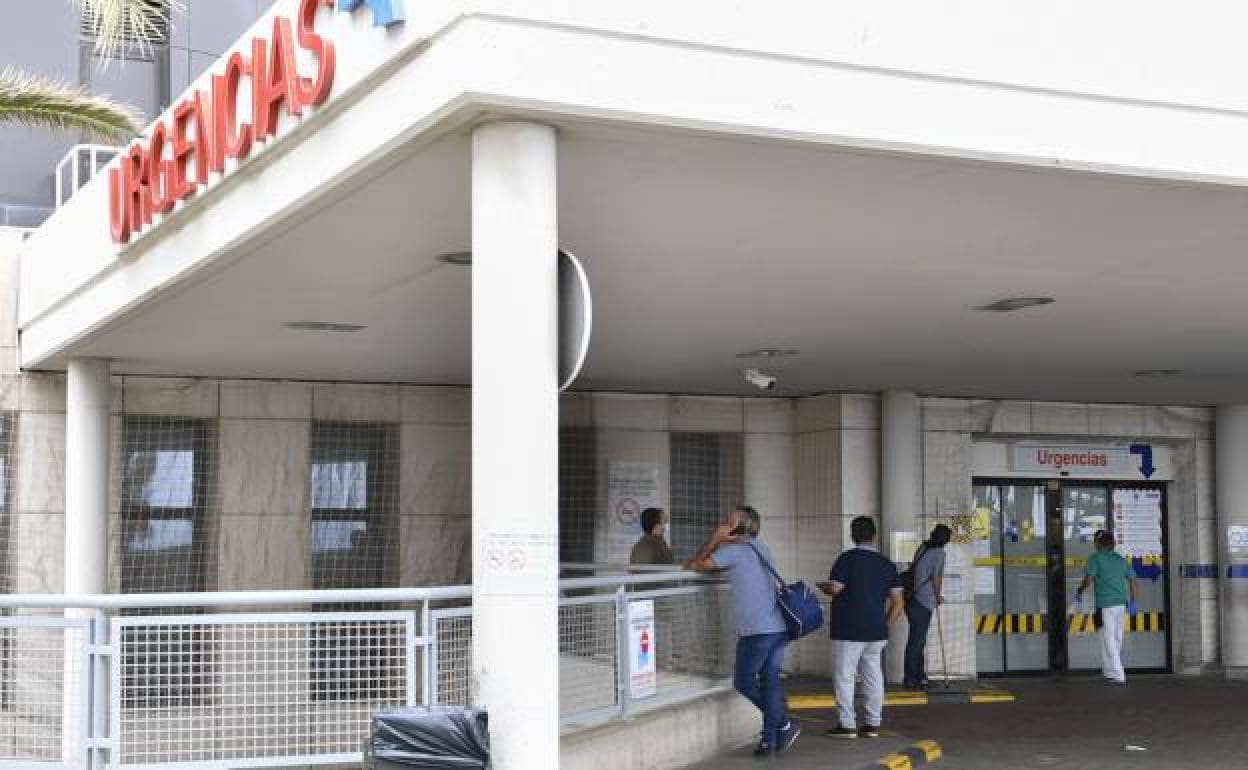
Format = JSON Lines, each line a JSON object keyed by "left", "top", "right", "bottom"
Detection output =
{"left": 368, "top": 706, "right": 490, "bottom": 769}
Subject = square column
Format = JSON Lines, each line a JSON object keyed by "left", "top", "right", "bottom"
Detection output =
{"left": 471, "top": 121, "right": 560, "bottom": 769}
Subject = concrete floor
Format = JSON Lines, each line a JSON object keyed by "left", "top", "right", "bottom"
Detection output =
{"left": 687, "top": 674, "right": 1248, "bottom": 769}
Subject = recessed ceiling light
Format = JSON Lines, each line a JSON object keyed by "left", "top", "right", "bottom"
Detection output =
{"left": 736, "top": 348, "right": 800, "bottom": 359}
{"left": 436, "top": 251, "right": 473, "bottom": 266}
{"left": 283, "top": 321, "right": 367, "bottom": 332}
{"left": 1133, "top": 369, "right": 1183, "bottom": 378}
{"left": 974, "top": 297, "right": 1055, "bottom": 313}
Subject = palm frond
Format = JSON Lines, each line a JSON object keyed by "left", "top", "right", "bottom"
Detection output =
{"left": 75, "top": 0, "right": 184, "bottom": 64}
{"left": 0, "top": 67, "right": 141, "bottom": 143}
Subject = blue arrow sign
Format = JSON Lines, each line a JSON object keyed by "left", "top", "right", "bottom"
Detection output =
{"left": 1129, "top": 443, "right": 1155, "bottom": 478}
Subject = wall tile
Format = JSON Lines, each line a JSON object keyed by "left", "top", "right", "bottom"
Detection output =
{"left": 795, "top": 431, "right": 839, "bottom": 519}
{"left": 969, "top": 399, "right": 1028, "bottom": 434}
{"left": 559, "top": 393, "right": 593, "bottom": 428}
{"left": 743, "top": 398, "right": 795, "bottom": 434}
{"left": 670, "top": 397, "right": 743, "bottom": 433}
{"left": 591, "top": 394, "right": 669, "bottom": 431}
{"left": 1197, "top": 517, "right": 1217, "bottom": 565}
{"left": 401, "top": 386, "right": 470, "bottom": 425}
{"left": 218, "top": 419, "right": 309, "bottom": 515}
{"left": 312, "top": 383, "right": 399, "bottom": 422}
{"left": 0, "top": 375, "right": 19, "bottom": 411}
{"left": 744, "top": 433, "right": 794, "bottom": 518}
{"left": 922, "top": 431, "right": 971, "bottom": 517}
{"left": 922, "top": 398, "right": 970, "bottom": 432}
{"left": 840, "top": 429, "right": 880, "bottom": 519}
{"left": 1144, "top": 406, "right": 1210, "bottom": 440}
{"left": 1088, "top": 404, "right": 1146, "bottom": 437}
{"left": 216, "top": 513, "right": 309, "bottom": 590}
{"left": 11, "top": 513, "right": 63, "bottom": 593}
{"left": 220, "top": 380, "right": 312, "bottom": 420}
{"left": 795, "top": 395, "right": 840, "bottom": 433}
{"left": 1201, "top": 598, "right": 1219, "bottom": 663}
{"left": 399, "top": 424, "right": 470, "bottom": 516}
{"left": 16, "top": 411, "right": 64, "bottom": 514}
{"left": 1200, "top": 577, "right": 1218, "bottom": 601}
{"left": 1032, "top": 402, "right": 1090, "bottom": 436}
{"left": 839, "top": 394, "right": 880, "bottom": 430}
{"left": 19, "top": 372, "right": 64, "bottom": 412}
{"left": 122, "top": 377, "right": 218, "bottom": 417}
{"left": 400, "top": 515, "right": 470, "bottom": 586}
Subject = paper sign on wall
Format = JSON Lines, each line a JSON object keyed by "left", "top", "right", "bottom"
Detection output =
{"left": 628, "top": 600, "right": 657, "bottom": 699}
{"left": 1111, "top": 488, "right": 1163, "bottom": 558}
{"left": 606, "top": 461, "right": 662, "bottom": 562}
{"left": 1229, "top": 526, "right": 1248, "bottom": 553}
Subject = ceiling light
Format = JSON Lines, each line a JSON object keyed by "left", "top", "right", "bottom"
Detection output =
{"left": 1133, "top": 369, "right": 1183, "bottom": 378}
{"left": 436, "top": 251, "right": 473, "bottom": 266}
{"left": 974, "top": 297, "right": 1055, "bottom": 313}
{"left": 283, "top": 321, "right": 367, "bottom": 332}
{"left": 735, "top": 348, "right": 800, "bottom": 360}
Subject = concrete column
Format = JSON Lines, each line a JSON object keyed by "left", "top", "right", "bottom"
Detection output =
{"left": 881, "top": 390, "right": 921, "bottom": 683}
{"left": 65, "top": 358, "right": 111, "bottom": 596}
{"left": 471, "top": 122, "right": 560, "bottom": 769}
{"left": 1216, "top": 406, "right": 1248, "bottom": 677}
{"left": 881, "top": 391, "right": 922, "bottom": 559}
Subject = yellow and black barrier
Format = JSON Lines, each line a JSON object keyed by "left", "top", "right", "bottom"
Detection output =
{"left": 975, "top": 612, "right": 1165, "bottom": 635}
{"left": 788, "top": 690, "right": 1014, "bottom": 710}
{"left": 869, "top": 739, "right": 943, "bottom": 770}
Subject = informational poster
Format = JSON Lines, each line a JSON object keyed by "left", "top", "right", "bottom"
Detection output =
{"left": 941, "top": 544, "right": 971, "bottom": 602}
{"left": 1228, "top": 525, "right": 1248, "bottom": 554}
{"left": 975, "top": 566, "right": 997, "bottom": 596}
{"left": 606, "top": 461, "right": 662, "bottom": 562}
{"left": 1112, "top": 488, "right": 1163, "bottom": 558}
{"left": 627, "top": 600, "right": 657, "bottom": 699}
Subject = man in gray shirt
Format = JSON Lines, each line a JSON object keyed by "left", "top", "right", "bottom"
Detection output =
{"left": 687, "top": 506, "right": 800, "bottom": 757}
{"left": 903, "top": 524, "right": 951, "bottom": 690}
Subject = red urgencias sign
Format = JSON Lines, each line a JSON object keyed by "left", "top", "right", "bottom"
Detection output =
{"left": 108, "top": 0, "right": 337, "bottom": 244}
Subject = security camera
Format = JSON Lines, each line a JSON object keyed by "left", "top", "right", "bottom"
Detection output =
{"left": 744, "top": 368, "right": 777, "bottom": 391}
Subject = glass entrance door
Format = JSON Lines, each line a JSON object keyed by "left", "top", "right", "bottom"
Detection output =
{"left": 972, "top": 479, "right": 1171, "bottom": 676}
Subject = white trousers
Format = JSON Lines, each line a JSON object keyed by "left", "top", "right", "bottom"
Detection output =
{"left": 833, "top": 639, "right": 887, "bottom": 729}
{"left": 1099, "top": 605, "right": 1126, "bottom": 682}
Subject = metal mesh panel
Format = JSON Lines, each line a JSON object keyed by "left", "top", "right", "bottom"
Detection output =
{"left": 432, "top": 611, "right": 472, "bottom": 707}
{"left": 0, "top": 620, "right": 87, "bottom": 765}
{"left": 559, "top": 426, "right": 597, "bottom": 563}
{"left": 115, "top": 613, "right": 414, "bottom": 767}
{"left": 669, "top": 432, "right": 745, "bottom": 561}
{"left": 310, "top": 423, "right": 399, "bottom": 592}
{"left": 117, "top": 416, "right": 217, "bottom": 598}
{"left": 646, "top": 586, "right": 734, "bottom": 698}
{"left": 558, "top": 601, "right": 618, "bottom": 717}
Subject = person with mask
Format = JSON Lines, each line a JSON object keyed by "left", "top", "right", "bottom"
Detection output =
{"left": 630, "top": 507, "right": 674, "bottom": 565}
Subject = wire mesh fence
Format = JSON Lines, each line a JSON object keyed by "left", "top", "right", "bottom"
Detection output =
{"left": 0, "top": 617, "right": 88, "bottom": 767}
{"left": 0, "top": 574, "right": 729, "bottom": 769}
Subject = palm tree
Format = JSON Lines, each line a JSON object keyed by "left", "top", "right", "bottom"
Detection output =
{"left": 0, "top": 0, "right": 178, "bottom": 143}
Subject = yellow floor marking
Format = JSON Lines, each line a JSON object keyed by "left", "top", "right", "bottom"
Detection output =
{"left": 913, "top": 739, "right": 943, "bottom": 760}
{"left": 877, "top": 753, "right": 913, "bottom": 770}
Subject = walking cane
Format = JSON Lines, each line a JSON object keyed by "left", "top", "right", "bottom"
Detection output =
{"left": 936, "top": 602, "right": 950, "bottom": 688}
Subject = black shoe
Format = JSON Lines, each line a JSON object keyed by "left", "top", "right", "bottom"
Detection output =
{"left": 859, "top": 725, "right": 880, "bottom": 738}
{"left": 825, "top": 725, "right": 859, "bottom": 739}
{"left": 752, "top": 742, "right": 775, "bottom": 758}
{"left": 777, "top": 721, "right": 801, "bottom": 752}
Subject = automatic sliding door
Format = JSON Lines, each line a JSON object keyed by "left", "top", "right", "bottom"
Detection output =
{"left": 972, "top": 484, "right": 1004, "bottom": 675}
{"left": 1062, "top": 485, "right": 1107, "bottom": 670}
{"left": 1001, "top": 484, "right": 1050, "bottom": 672}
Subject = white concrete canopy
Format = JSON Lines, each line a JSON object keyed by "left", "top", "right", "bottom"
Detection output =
{"left": 21, "top": 0, "right": 1248, "bottom": 404}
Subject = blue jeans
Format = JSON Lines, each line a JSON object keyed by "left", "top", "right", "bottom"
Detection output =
{"left": 904, "top": 600, "right": 933, "bottom": 685}
{"left": 734, "top": 632, "right": 788, "bottom": 747}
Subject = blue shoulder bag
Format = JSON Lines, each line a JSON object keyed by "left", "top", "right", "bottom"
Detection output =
{"left": 746, "top": 541, "right": 824, "bottom": 640}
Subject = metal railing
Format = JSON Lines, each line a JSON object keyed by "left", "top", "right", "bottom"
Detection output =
{"left": 0, "top": 570, "right": 729, "bottom": 770}
{"left": 54, "top": 145, "right": 120, "bottom": 209}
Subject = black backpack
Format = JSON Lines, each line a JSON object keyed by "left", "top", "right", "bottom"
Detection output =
{"left": 900, "top": 543, "right": 931, "bottom": 600}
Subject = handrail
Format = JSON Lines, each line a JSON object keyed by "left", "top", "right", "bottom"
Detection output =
{"left": 0, "top": 570, "right": 721, "bottom": 610}
{"left": 560, "top": 561, "right": 682, "bottom": 573}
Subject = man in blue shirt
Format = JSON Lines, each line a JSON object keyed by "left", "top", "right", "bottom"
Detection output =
{"left": 687, "top": 506, "right": 801, "bottom": 756}
{"left": 818, "top": 516, "right": 904, "bottom": 738}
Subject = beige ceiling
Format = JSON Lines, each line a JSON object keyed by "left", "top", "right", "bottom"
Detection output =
{"left": 62, "top": 120, "right": 1248, "bottom": 405}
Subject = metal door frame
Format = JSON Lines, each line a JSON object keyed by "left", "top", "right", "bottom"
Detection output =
{"left": 973, "top": 478, "right": 1173, "bottom": 677}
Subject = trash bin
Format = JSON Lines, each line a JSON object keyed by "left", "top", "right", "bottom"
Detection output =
{"left": 363, "top": 706, "right": 490, "bottom": 769}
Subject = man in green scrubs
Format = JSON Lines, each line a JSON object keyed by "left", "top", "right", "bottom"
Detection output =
{"left": 1076, "top": 530, "right": 1137, "bottom": 684}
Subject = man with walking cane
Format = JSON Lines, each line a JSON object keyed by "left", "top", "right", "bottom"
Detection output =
{"left": 901, "top": 524, "right": 952, "bottom": 690}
